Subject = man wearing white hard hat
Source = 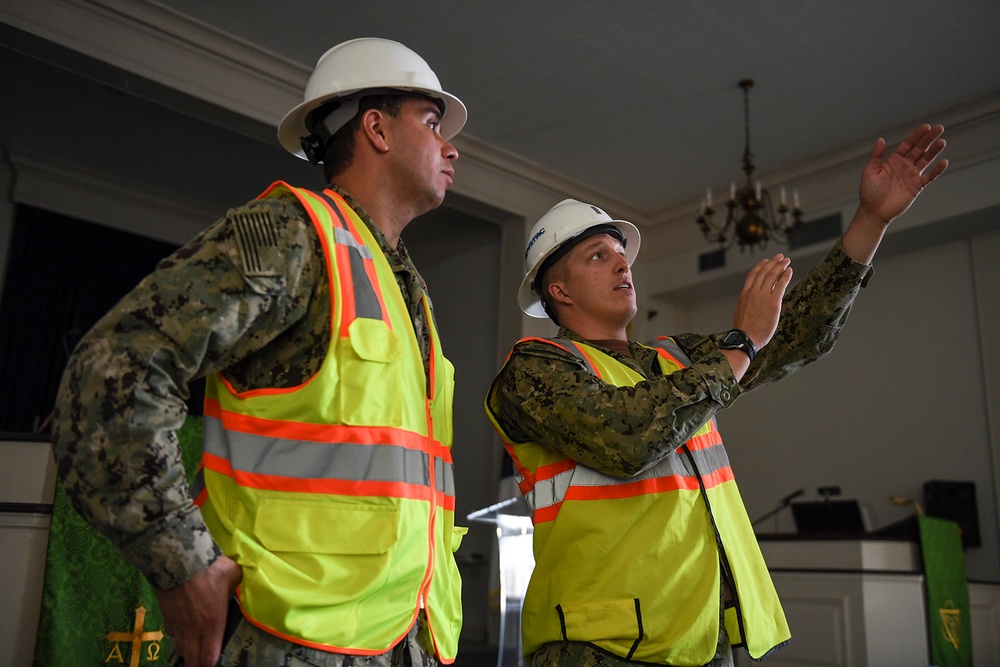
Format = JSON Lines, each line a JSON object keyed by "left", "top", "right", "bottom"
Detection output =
{"left": 486, "top": 125, "right": 948, "bottom": 666}
{"left": 53, "top": 38, "right": 467, "bottom": 666}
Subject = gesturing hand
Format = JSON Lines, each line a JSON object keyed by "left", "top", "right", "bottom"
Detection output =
{"left": 731, "top": 253, "right": 793, "bottom": 350}
{"left": 858, "top": 123, "right": 948, "bottom": 227}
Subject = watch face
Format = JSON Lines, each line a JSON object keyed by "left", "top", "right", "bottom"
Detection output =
{"left": 722, "top": 331, "right": 742, "bottom": 346}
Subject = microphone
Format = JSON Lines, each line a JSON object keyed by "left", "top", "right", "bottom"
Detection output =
{"left": 751, "top": 488, "right": 805, "bottom": 527}
{"left": 780, "top": 488, "right": 805, "bottom": 505}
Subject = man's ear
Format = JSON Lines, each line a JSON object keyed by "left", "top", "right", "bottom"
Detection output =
{"left": 359, "top": 108, "right": 390, "bottom": 153}
{"left": 547, "top": 281, "right": 572, "bottom": 306}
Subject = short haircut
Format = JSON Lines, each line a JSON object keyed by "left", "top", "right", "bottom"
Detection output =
{"left": 320, "top": 94, "right": 405, "bottom": 182}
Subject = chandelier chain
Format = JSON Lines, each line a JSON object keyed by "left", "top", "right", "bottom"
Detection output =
{"left": 696, "top": 79, "right": 804, "bottom": 252}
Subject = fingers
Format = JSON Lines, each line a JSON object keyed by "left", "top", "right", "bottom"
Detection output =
{"left": 744, "top": 254, "right": 792, "bottom": 294}
{"left": 867, "top": 137, "right": 887, "bottom": 170}
{"left": 774, "top": 260, "right": 794, "bottom": 294}
{"left": 894, "top": 124, "right": 947, "bottom": 172}
{"left": 924, "top": 157, "right": 949, "bottom": 186}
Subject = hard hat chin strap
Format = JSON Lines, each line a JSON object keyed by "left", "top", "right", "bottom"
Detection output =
{"left": 299, "top": 89, "right": 446, "bottom": 165}
{"left": 300, "top": 95, "right": 363, "bottom": 165}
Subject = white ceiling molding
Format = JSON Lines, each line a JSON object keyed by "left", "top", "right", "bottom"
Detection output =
{"left": 1, "top": 0, "right": 627, "bottom": 227}
{"left": 6, "top": 0, "right": 999, "bottom": 266}
{"left": 1, "top": 0, "right": 306, "bottom": 126}
{"left": 7, "top": 150, "right": 217, "bottom": 245}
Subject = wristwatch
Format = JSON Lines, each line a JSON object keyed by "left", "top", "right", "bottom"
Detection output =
{"left": 718, "top": 329, "right": 757, "bottom": 362}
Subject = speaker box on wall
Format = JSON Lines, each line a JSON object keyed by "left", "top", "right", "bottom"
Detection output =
{"left": 923, "top": 480, "right": 981, "bottom": 548}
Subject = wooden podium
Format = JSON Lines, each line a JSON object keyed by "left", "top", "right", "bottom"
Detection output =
{"left": 741, "top": 535, "right": 1000, "bottom": 667}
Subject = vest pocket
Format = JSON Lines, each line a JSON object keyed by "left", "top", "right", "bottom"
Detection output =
{"left": 338, "top": 318, "right": 404, "bottom": 426}
{"left": 250, "top": 499, "right": 399, "bottom": 599}
{"left": 556, "top": 597, "right": 643, "bottom": 644}
{"left": 255, "top": 499, "right": 399, "bottom": 554}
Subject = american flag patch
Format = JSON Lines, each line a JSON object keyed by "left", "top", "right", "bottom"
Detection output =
{"left": 231, "top": 209, "right": 282, "bottom": 277}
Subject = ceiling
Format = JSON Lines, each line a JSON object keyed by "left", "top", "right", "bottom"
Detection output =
{"left": 149, "top": 0, "right": 1000, "bottom": 213}
{"left": 3, "top": 0, "right": 1000, "bottom": 249}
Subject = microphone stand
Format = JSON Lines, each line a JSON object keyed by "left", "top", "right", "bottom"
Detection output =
{"left": 751, "top": 489, "right": 805, "bottom": 527}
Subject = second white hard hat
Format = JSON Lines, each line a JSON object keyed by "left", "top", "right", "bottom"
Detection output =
{"left": 278, "top": 37, "right": 467, "bottom": 161}
{"left": 518, "top": 199, "right": 641, "bottom": 318}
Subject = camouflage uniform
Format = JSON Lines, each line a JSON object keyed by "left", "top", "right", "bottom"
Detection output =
{"left": 52, "top": 185, "right": 438, "bottom": 663}
{"left": 193, "top": 608, "right": 438, "bottom": 667}
{"left": 489, "top": 241, "right": 872, "bottom": 666}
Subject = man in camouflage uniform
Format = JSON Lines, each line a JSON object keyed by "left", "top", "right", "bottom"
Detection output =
{"left": 485, "top": 124, "right": 948, "bottom": 666}
{"left": 52, "top": 38, "right": 466, "bottom": 667}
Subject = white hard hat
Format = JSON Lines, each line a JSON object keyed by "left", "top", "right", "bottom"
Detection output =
{"left": 278, "top": 37, "right": 467, "bottom": 161}
{"left": 518, "top": 199, "right": 641, "bottom": 318}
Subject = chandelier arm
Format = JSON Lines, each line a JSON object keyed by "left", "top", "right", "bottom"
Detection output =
{"left": 695, "top": 78, "right": 804, "bottom": 252}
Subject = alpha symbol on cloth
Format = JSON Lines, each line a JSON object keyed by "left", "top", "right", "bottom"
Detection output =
{"left": 938, "top": 599, "right": 962, "bottom": 651}
{"left": 104, "top": 605, "right": 164, "bottom": 665}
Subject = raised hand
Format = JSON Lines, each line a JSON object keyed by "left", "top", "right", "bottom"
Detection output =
{"left": 732, "top": 253, "right": 794, "bottom": 350}
{"left": 858, "top": 123, "right": 948, "bottom": 227}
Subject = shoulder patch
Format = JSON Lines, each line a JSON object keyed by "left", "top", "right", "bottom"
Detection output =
{"left": 230, "top": 208, "right": 282, "bottom": 277}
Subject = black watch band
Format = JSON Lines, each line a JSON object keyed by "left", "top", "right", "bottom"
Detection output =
{"left": 718, "top": 329, "right": 757, "bottom": 362}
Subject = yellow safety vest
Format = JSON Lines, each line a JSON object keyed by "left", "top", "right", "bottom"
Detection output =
{"left": 195, "top": 183, "right": 463, "bottom": 661}
{"left": 486, "top": 337, "right": 790, "bottom": 665}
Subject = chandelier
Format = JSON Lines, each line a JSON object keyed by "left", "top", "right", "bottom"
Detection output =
{"left": 696, "top": 79, "right": 803, "bottom": 251}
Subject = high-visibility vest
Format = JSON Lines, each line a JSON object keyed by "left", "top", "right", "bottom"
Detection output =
{"left": 486, "top": 336, "right": 790, "bottom": 665}
{"left": 195, "top": 182, "right": 463, "bottom": 661}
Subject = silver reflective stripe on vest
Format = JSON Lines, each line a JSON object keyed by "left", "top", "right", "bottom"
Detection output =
{"left": 322, "top": 192, "right": 383, "bottom": 322}
{"left": 435, "top": 455, "right": 456, "bottom": 497}
{"left": 333, "top": 226, "right": 374, "bottom": 260}
{"left": 550, "top": 337, "right": 597, "bottom": 375}
{"left": 524, "top": 466, "right": 574, "bottom": 515}
{"left": 647, "top": 337, "right": 689, "bottom": 365}
{"left": 203, "top": 416, "right": 451, "bottom": 490}
{"left": 525, "top": 337, "right": 731, "bottom": 512}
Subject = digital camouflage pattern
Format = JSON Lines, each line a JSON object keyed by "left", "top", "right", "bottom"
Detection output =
{"left": 51, "top": 184, "right": 434, "bottom": 591}
{"left": 190, "top": 611, "right": 439, "bottom": 667}
{"left": 530, "top": 638, "right": 731, "bottom": 667}
{"left": 489, "top": 241, "right": 872, "bottom": 478}
{"left": 488, "top": 241, "right": 872, "bottom": 665}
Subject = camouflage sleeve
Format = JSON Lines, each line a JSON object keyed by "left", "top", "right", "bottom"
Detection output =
{"left": 669, "top": 241, "right": 872, "bottom": 389}
{"left": 51, "top": 194, "right": 322, "bottom": 590}
{"left": 740, "top": 239, "right": 873, "bottom": 390}
{"left": 489, "top": 339, "right": 741, "bottom": 478}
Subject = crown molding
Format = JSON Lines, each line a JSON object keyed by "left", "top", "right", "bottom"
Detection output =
{"left": 2, "top": 0, "right": 629, "bottom": 222}
{"left": 6, "top": 0, "right": 1000, "bottom": 254}
{"left": 1, "top": 0, "right": 307, "bottom": 126}
{"left": 5, "top": 150, "right": 216, "bottom": 244}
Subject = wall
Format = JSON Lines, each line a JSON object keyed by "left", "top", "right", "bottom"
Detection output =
{"left": 648, "top": 227, "right": 1000, "bottom": 583}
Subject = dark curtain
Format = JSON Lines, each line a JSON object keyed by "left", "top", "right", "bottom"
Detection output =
{"left": 0, "top": 204, "right": 203, "bottom": 433}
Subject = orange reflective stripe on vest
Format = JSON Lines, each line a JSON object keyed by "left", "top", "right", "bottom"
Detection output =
{"left": 307, "top": 189, "right": 390, "bottom": 331}
{"left": 198, "top": 399, "right": 455, "bottom": 507}
{"left": 517, "top": 337, "right": 731, "bottom": 526}
{"left": 485, "top": 335, "right": 789, "bottom": 663}
{"left": 195, "top": 182, "right": 461, "bottom": 660}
